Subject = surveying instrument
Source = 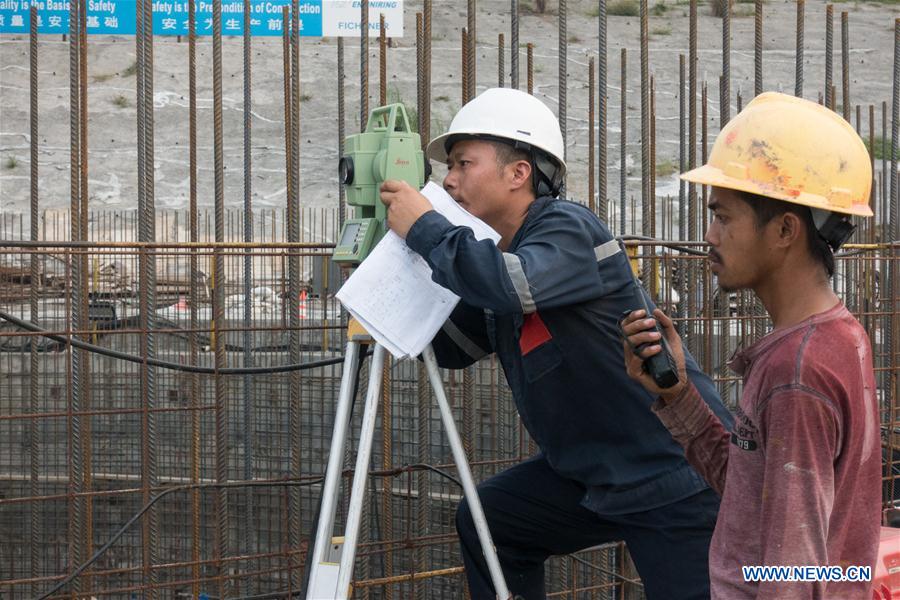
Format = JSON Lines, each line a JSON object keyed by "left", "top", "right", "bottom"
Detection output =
{"left": 305, "top": 104, "right": 511, "bottom": 599}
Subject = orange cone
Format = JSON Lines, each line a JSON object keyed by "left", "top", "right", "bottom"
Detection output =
{"left": 298, "top": 290, "right": 308, "bottom": 319}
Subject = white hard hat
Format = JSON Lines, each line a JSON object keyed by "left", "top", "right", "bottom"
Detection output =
{"left": 426, "top": 88, "right": 567, "bottom": 178}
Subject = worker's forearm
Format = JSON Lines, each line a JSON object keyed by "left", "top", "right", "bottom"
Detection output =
{"left": 652, "top": 382, "right": 730, "bottom": 495}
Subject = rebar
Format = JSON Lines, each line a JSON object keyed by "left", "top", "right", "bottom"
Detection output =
{"left": 28, "top": 7, "right": 39, "bottom": 594}
{"left": 338, "top": 37, "right": 346, "bottom": 222}
{"left": 589, "top": 57, "right": 596, "bottom": 214}
{"left": 211, "top": 0, "right": 230, "bottom": 596}
{"left": 511, "top": 0, "right": 519, "bottom": 89}
{"left": 289, "top": 0, "right": 304, "bottom": 585}
{"left": 559, "top": 0, "right": 567, "bottom": 198}
{"left": 78, "top": 5, "right": 95, "bottom": 592}
{"left": 414, "top": 361, "right": 430, "bottom": 600}
{"left": 679, "top": 54, "right": 686, "bottom": 245}
{"left": 842, "top": 11, "right": 850, "bottom": 121}
{"left": 825, "top": 4, "right": 834, "bottom": 109}
{"left": 527, "top": 43, "right": 533, "bottom": 95}
{"left": 67, "top": 0, "right": 84, "bottom": 591}
{"left": 650, "top": 76, "right": 657, "bottom": 243}
{"left": 598, "top": 0, "right": 608, "bottom": 221}
{"left": 468, "top": 0, "right": 476, "bottom": 98}
{"left": 702, "top": 82, "right": 709, "bottom": 229}
{"left": 721, "top": 0, "right": 730, "bottom": 125}
{"left": 380, "top": 353, "right": 394, "bottom": 600}
{"left": 640, "top": 0, "right": 650, "bottom": 290}
{"left": 188, "top": 1, "right": 201, "bottom": 595}
{"left": 361, "top": 0, "right": 369, "bottom": 130}
{"left": 620, "top": 48, "right": 627, "bottom": 236}
{"left": 688, "top": 0, "right": 698, "bottom": 353}
{"left": 498, "top": 33, "right": 505, "bottom": 88}
{"left": 463, "top": 28, "right": 470, "bottom": 103}
{"left": 424, "top": 0, "right": 432, "bottom": 143}
{"left": 380, "top": 13, "right": 387, "bottom": 105}
{"left": 796, "top": 0, "right": 804, "bottom": 97}
{"left": 417, "top": 13, "right": 424, "bottom": 141}
{"left": 754, "top": 0, "right": 763, "bottom": 97}
{"left": 242, "top": 0, "right": 256, "bottom": 572}
{"left": 891, "top": 18, "right": 899, "bottom": 232}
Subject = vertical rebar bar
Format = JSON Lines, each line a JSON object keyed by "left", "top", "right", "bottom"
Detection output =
{"left": 188, "top": 1, "right": 200, "bottom": 595}
{"left": 417, "top": 13, "right": 424, "bottom": 138}
{"left": 722, "top": 0, "right": 730, "bottom": 124}
{"left": 77, "top": 4, "right": 95, "bottom": 590}
{"left": 527, "top": 42, "right": 533, "bottom": 95}
{"left": 468, "top": 0, "right": 476, "bottom": 98}
{"left": 361, "top": 0, "right": 369, "bottom": 130}
{"left": 884, "top": 102, "right": 889, "bottom": 235}
{"left": 688, "top": 0, "right": 698, "bottom": 353}
{"left": 498, "top": 33, "right": 505, "bottom": 88}
{"left": 463, "top": 28, "right": 470, "bottom": 104}
{"left": 559, "top": 0, "right": 568, "bottom": 198}
{"left": 702, "top": 82, "right": 709, "bottom": 231}
{"left": 650, "top": 76, "right": 657, "bottom": 243}
{"left": 463, "top": 366, "right": 475, "bottom": 462}
{"left": 28, "top": 7, "right": 39, "bottom": 594}
{"left": 891, "top": 19, "right": 899, "bottom": 235}
{"left": 242, "top": 0, "right": 255, "bottom": 575}
{"left": 589, "top": 57, "right": 596, "bottom": 214}
{"left": 640, "top": 0, "right": 650, "bottom": 290}
{"left": 754, "top": 0, "right": 763, "bottom": 97}
{"left": 620, "top": 48, "right": 627, "bottom": 236}
{"left": 511, "top": 0, "right": 519, "bottom": 89}
{"left": 424, "top": 0, "right": 432, "bottom": 143}
{"left": 825, "top": 4, "right": 834, "bottom": 109}
{"left": 679, "top": 54, "right": 686, "bottom": 245}
{"left": 702, "top": 82, "right": 712, "bottom": 371}
{"left": 289, "top": 0, "right": 304, "bottom": 586}
{"left": 212, "top": 0, "right": 230, "bottom": 595}
{"left": 139, "top": 0, "right": 160, "bottom": 590}
{"left": 338, "top": 36, "right": 346, "bottom": 223}
{"left": 380, "top": 13, "right": 387, "bottom": 105}
{"left": 795, "top": 0, "right": 804, "bottom": 97}
{"left": 841, "top": 11, "right": 850, "bottom": 121}
{"left": 598, "top": 0, "right": 608, "bottom": 221}
{"left": 381, "top": 354, "right": 393, "bottom": 600}
{"left": 415, "top": 361, "right": 430, "bottom": 600}
{"left": 67, "top": 0, "right": 84, "bottom": 591}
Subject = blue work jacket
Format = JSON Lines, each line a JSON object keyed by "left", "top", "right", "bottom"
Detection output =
{"left": 406, "top": 196, "right": 734, "bottom": 515}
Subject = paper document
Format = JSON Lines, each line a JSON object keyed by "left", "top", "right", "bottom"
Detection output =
{"left": 336, "top": 182, "right": 500, "bottom": 359}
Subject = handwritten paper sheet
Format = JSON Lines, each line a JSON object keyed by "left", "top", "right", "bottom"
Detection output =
{"left": 336, "top": 182, "right": 500, "bottom": 359}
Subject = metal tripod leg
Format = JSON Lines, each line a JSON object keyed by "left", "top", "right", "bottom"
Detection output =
{"left": 334, "top": 343, "right": 387, "bottom": 595}
{"left": 307, "top": 342, "right": 510, "bottom": 600}
{"left": 422, "top": 344, "right": 511, "bottom": 600}
{"left": 306, "top": 340, "right": 363, "bottom": 598}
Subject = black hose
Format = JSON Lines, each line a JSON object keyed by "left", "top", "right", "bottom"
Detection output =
{"left": 0, "top": 310, "right": 369, "bottom": 375}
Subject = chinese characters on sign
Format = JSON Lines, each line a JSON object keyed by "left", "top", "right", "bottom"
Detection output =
{"left": 0, "top": 0, "right": 403, "bottom": 37}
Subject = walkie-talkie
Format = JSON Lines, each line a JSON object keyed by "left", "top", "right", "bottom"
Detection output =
{"left": 624, "top": 276, "right": 680, "bottom": 389}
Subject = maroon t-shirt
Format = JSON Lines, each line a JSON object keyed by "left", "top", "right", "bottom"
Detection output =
{"left": 654, "top": 303, "right": 881, "bottom": 599}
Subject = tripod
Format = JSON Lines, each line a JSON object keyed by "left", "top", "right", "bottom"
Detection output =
{"left": 305, "top": 327, "right": 511, "bottom": 599}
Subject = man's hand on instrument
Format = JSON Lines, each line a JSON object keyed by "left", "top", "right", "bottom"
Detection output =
{"left": 380, "top": 179, "right": 434, "bottom": 239}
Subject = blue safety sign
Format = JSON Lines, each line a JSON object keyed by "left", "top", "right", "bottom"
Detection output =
{"left": 0, "top": 0, "right": 403, "bottom": 36}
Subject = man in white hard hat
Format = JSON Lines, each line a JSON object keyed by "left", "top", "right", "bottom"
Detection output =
{"left": 380, "top": 87, "right": 733, "bottom": 599}
{"left": 621, "top": 92, "right": 881, "bottom": 598}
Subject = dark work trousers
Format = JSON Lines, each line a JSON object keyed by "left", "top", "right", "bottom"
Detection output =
{"left": 456, "top": 455, "right": 719, "bottom": 600}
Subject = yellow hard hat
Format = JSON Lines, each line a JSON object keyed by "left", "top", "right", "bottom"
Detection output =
{"left": 681, "top": 92, "right": 873, "bottom": 217}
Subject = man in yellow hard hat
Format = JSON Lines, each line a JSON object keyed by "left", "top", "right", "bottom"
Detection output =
{"left": 621, "top": 92, "right": 881, "bottom": 599}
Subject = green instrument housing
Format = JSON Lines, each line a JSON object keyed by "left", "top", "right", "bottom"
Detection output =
{"left": 333, "top": 104, "right": 427, "bottom": 265}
